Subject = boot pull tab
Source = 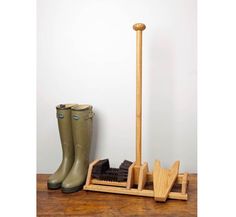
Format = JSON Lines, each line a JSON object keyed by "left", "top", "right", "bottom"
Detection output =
{"left": 72, "top": 114, "right": 80, "bottom": 120}
{"left": 57, "top": 113, "right": 64, "bottom": 119}
{"left": 59, "top": 104, "right": 66, "bottom": 108}
{"left": 72, "top": 112, "right": 95, "bottom": 121}
{"left": 88, "top": 112, "right": 95, "bottom": 119}
{"left": 85, "top": 112, "right": 95, "bottom": 120}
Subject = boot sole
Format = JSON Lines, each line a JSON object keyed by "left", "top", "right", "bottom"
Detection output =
{"left": 47, "top": 182, "right": 61, "bottom": 190}
{"left": 61, "top": 185, "right": 83, "bottom": 193}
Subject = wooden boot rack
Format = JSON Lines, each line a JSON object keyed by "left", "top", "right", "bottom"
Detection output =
{"left": 84, "top": 23, "right": 189, "bottom": 202}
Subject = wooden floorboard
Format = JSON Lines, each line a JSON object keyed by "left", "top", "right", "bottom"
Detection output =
{"left": 37, "top": 174, "right": 197, "bottom": 217}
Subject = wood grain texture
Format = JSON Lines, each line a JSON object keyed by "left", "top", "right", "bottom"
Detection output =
{"left": 153, "top": 161, "right": 180, "bottom": 202}
{"left": 146, "top": 172, "right": 187, "bottom": 184}
{"left": 84, "top": 183, "right": 187, "bottom": 200}
{"left": 133, "top": 165, "right": 141, "bottom": 184}
{"left": 138, "top": 162, "right": 148, "bottom": 191}
{"left": 91, "top": 179, "right": 127, "bottom": 187}
{"left": 85, "top": 159, "right": 99, "bottom": 186}
{"left": 181, "top": 172, "right": 188, "bottom": 194}
{"left": 37, "top": 174, "right": 197, "bottom": 217}
{"left": 126, "top": 162, "right": 135, "bottom": 189}
{"left": 134, "top": 23, "right": 145, "bottom": 166}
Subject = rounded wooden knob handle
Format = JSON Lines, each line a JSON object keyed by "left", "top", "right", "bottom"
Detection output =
{"left": 133, "top": 23, "right": 146, "bottom": 31}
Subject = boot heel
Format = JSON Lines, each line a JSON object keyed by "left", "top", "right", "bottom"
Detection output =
{"left": 47, "top": 182, "right": 61, "bottom": 190}
{"left": 61, "top": 185, "right": 84, "bottom": 193}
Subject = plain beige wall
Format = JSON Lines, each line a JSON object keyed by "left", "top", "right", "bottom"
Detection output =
{"left": 37, "top": 0, "right": 197, "bottom": 173}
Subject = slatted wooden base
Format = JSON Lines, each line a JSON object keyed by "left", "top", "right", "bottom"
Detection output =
{"left": 83, "top": 184, "right": 188, "bottom": 200}
{"left": 83, "top": 160, "right": 188, "bottom": 202}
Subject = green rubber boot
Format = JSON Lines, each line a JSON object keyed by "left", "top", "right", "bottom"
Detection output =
{"left": 61, "top": 105, "right": 94, "bottom": 193}
{"left": 47, "top": 104, "right": 76, "bottom": 189}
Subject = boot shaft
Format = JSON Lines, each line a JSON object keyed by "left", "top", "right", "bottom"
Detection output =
{"left": 47, "top": 104, "right": 77, "bottom": 189}
{"left": 56, "top": 104, "right": 76, "bottom": 158}
{"left": 71, "top": 105, "right": 94, "bottom": 162}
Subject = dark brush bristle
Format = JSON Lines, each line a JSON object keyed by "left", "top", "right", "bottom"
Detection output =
{"left": 92, "top": 159, "right": 133, "bottom": 182}
{"left": 92, "top": 159, "right": 110, "bottom": 179}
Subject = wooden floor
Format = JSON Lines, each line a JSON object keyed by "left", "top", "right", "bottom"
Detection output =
{"left": 37, "top": 174, "right": 197, "bottom": 217}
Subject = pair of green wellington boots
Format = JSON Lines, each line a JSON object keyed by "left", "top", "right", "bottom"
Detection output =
{"left": 47, "top": 104, "right": 94, "bottom": 193}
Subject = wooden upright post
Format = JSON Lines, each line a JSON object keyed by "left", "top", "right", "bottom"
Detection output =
{"left": 133, "top": 23, "right": 146, "bottom": 167}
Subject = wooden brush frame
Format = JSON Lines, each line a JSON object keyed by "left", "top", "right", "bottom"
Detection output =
{"left": 84, "top": 160, "right": 188, "bottom": 201}
{"left": 84, "top": 23, "right": 189, "bottom": 202}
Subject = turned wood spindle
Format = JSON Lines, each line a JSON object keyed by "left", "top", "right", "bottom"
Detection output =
{"left": 133, "top": 23, "right": 146, "bottom": 167}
